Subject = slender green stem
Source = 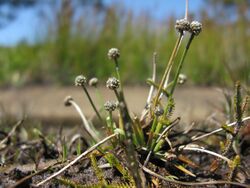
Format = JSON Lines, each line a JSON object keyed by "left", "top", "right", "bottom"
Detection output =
{"left": 145, "top": 34, "right": 195, "bottom": 166}
{"left": 114, "top": 89, "right": 120, "bottom": 101}
{"left": 113, "top": 57, "right": 142, "bottom": 187}
{"left": 170, "top": 34, "right": 194, "bottom": 95}
{"left": 150, "top": 118, "right": 158, "bottom": 133}
{"left": 109, "top": 111, "right": 114, "bottom": 132}
{"left": 153, "top": 33, "right": 183, "bottom": 108}
{"left": 152, "top": 34, "right": 195, "bottom": 141}
{"left": 82, "top": 85, "right": 103, "bottom": 122}
{"left": 114, "top": 58, "right": 127, "bottom": 107}
{"left": 114, "top": 59, "right": 123, "bottom": 91}
{"left": 146, "top": 118, "right": 158, "bottom": 149}
{"left": 113, "top": 65, "right": 142, "bottom": 186}
{"left": 160, "top": 34, "right": 184, "bottom": 100}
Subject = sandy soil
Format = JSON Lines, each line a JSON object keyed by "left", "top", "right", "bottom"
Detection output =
{"left": 0, "top": 86, "right": 225, "bottom": 124}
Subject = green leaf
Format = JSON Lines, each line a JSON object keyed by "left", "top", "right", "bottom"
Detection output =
{"left": 153, "top": 139, "right": 165, "bottom": 152}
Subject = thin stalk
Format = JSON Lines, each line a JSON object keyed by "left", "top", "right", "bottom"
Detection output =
{"left": 190, "top": 116, "right": 250, "bottom": 142}
{"left": 153, "top": 33, "right": 183, "bottom": 108}
{"left": 143, "top": 150, "right": 152, "bottom": 166}
{"left": 150, "top": 34, "right": 195, "bottom": 153}
{"left": 146, "top": 117, "right": 159, "bottom": 149}
{"left": 70, "top": 100, "right": 100, "bottom": 142}
{"left": 150, "top": 118, "right": 158, "bottom": 134}
{"left": 185, "top": 0, "right": 189, "bottom": 20}
{"left": 170, "top": 34, "right": 195, "bottom": 95}
{"left": 146, "top": 52, "right": 157, "bottom": 105}
{"left": 111, "top": 70, "right": 142, "bottom": 187}
{"left": 179, "top": 145, "right": 232, "bottom": 164}
{"left": 108, "top": 111, "right": 114, "bottom": 132}
{"left": 119, "top": 101, "right": 143, "bottom": 188}
{"left": 82, "top": 86, "right": 103, "bottom": 122}
{"left": 114, "top": 89, "right": 120, "bottom": 101}
{"left": 159, "top": 34, "right": 184, "bottom": 100}
{"left": 114, "top": 59, "right": 124, "bottom": 96}
{"left": 159, "top": 0, "right": 189, "bottom": 100}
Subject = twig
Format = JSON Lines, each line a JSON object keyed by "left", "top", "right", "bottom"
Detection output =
{"left": 0, "top": 119, "right": 24, "bottom": 149}
{"left": 191, "top": 116, "right": 250, "bottom": 142}
{"left": 141, "top": 164, "right": 249, "bottom": 187}
{"left": 35, "top": 133, "right": 118, "bottom": 187}
{"left": 178, "top": 145, "right": 232, "bottom": 164}
{"left": 12, "top": 161, "right": 61, "bottom": 188}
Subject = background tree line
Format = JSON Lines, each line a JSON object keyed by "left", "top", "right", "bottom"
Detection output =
{"left": 0, "top": 0, "right": 249, "bottom": 86}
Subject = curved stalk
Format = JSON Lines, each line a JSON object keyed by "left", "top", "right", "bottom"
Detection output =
{"left": 70, "top": 100, "right": 100, "bottom": 142}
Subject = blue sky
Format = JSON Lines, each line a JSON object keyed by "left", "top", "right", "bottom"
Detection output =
{"left": 0, "top": 0, "right": 204, "bottom": 46}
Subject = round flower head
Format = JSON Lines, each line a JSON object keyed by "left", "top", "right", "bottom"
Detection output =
{"left": 154, "top": 106, "right": 164, "bottom": 117}
{"left": 106, "top": 77, "right": 120, "bottom": 90}
{"left": 75, "top": 75, "right": 87, "bottom": 86}
{"left": 178, "top": 74, "right": 187, "bottom": 84}
{"left": 64, "top": 96, "right": 73, "bottom": 106}
{"left": 190, "top": 21, "right": 202, "bottom": 36}
{"left": 107, "top": 48, "right": 120, "bottom": 60}
{"left": 104, "top": 100, "right": 117, "bottom": 112}
{"left": 88, "top": 77, "right": 98, "bottom": 87}
{"left": 175, "top": 19, "right": 190, "bottom": 33}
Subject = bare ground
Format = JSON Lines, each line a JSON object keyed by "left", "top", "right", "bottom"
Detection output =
{"left": 0, "top": 85, "right": 225, "bottom": 124}
{"left": 1, "top": 86, "right": 250, "bottom": 188}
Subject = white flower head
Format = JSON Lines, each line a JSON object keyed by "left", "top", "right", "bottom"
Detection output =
{"left": 190, "top": 21, "right": 202, "bottom": 36}
{"left": 107, "top": 48, "right": 120, "bottom": 60}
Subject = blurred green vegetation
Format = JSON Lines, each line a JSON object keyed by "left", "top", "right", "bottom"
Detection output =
{"left": 0, "top": 2, "right": 249, "bottom": 87}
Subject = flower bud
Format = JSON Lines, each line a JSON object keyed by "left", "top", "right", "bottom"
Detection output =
{"left": 190, "top": 21, "right": 202, "bottom": 36}
{"left": 64, "top": 96, "right": 73, "bottom": 106}
{"left": 107, "top": 48, "right": 120, "bottom": 60}
{"left": 106, "top": 77, "right": 120, "bottom": 90}
{"left": 75, "top": 75, "right": 87, "bottom": 86}
{"left": 104, "top": 100, "right": 118, "bottom": 112}
{"left": 175, "top": 19, "right": 190, "bottom": 34}
{"left": 88, "top": 77, "right": 98, "bottom": 87}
